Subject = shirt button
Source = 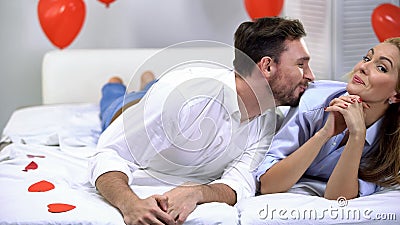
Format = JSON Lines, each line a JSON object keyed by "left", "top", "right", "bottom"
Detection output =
{"left": 223, "top": 114, "right": 230, "bottom": 121}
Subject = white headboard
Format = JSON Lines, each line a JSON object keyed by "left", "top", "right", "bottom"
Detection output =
{"left": 42, "top": 47, "right": 234, "bottom": 104}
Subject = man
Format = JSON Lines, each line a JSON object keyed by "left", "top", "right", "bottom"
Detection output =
{"left": 89, "top": 17, "right": 315, "bottom": 225}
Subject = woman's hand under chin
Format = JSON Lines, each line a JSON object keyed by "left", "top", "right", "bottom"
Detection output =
{"left": 323, "top": 95, "right": 367, "bottom": 138}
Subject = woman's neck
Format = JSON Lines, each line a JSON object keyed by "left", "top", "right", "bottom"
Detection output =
{"left": 364, "top": 101, "right": 389, "bottom": 127}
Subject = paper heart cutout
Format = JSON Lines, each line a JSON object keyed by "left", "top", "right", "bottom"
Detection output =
{"left": 47, "top": 203, "right": 76, "bottom": 213}
{"left": 22, "top": 161, "right": 38, "bottom": 172}
{"left": 28, "top": 180, "right": 55, "bottom": 192}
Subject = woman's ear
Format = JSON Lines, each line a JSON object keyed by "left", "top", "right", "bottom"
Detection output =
{"left": 389, "top": 92, "right": 400, "bottom": 104}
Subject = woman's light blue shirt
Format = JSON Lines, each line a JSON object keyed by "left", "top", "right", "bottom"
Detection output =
{"left": 254, "top": 80, "right": 382, "bottom": 196}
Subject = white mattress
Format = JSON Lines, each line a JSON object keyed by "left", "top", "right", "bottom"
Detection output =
{"left": 1, "top": 104, "right": 399, "bottom": 225}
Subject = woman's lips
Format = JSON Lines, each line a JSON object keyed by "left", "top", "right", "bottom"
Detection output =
{"left": 353, "top": 75, "right": 365, "bottom": 85}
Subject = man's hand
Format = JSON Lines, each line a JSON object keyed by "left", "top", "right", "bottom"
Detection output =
{"left": 119, "top": 194, "right": 175, "bottom": 225}
{"left": 95, "top": 171, "right": 175, "bottom": 225}
{"left": 162, "top": 182, "right": 236, "bottom": 225}
{"left": 163, "top": 184, "right": 202, "bottom": 225}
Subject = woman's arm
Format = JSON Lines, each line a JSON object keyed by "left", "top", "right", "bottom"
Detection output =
{"left": 260, "top": 96, "right": 349, "bottom": 194}
{"left": 259, "top": 130, "right": 331, "bottom": 194}
{"left": 324, "top": 134, "right": 365, "bottom": 200}
{"left": 324, "top": 96, "right": 366, "bottom": 200}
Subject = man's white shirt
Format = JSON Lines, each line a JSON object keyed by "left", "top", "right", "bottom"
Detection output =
{"left": 89, "top": 67, "right": 278, "bottom": 201}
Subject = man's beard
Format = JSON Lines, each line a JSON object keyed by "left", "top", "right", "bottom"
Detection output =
{"left": 269, "top": 74, "right": 306, "bottom": 107}
{"left": 275, "top": 86, "right": 303, "bottom": 107}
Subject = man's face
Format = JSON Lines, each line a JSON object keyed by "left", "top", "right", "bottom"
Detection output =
{"left": 269, "top": 38, "right": 315, "bottom": 106}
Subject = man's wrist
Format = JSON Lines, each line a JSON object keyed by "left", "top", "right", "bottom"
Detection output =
{"left": 116, "top": 189, "right": 140, "bottom": 211}
{"left": 187, "top": 184, "right": 205, "bottom": 204}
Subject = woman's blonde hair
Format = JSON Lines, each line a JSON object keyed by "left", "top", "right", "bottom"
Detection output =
{"left": 359, "top": 37, "right": 400, "bottom": 187}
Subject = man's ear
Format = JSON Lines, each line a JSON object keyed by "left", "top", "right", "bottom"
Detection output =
{"left": 258, "top": 56, "right": 274, "bottom": 78}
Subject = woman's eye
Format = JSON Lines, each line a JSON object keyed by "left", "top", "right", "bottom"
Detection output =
{"left": 362, "top": 56, "right": 370, "bottom": 62}
{"left": 377, "top": 65, "right": 388, "bottom": 73}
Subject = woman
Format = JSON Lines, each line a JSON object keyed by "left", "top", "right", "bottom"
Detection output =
{"left": 255, "top": 37, "right": 400, "bottom": 200}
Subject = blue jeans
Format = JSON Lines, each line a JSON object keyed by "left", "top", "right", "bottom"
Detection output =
{"left": 99, "top": 80, "right": 158, "bottom": 131}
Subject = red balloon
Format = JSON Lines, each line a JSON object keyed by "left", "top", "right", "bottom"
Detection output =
{"left": 38, "top": 0, "right": 86, "bottom": 49}
{"left": 98, "top": 0, "right": 115, "bottom": 8}
{"left": 244, "top": 0, "right": 284, "bottom": 20}
{"left": 371, "top": 3, "right": 400, "bottom": 42}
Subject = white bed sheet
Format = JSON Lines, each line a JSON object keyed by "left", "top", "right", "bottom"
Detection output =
{"left": 0, "top": 104, "right": 124, "bottom": 224}
{"left": 0, "top": 143, "right": 124, "bottom": 224}
{"left": 236, "top": 189, "right": 400, "bottom": 224}
{"left": 0, "top": 104, "right": 236, "bottom": 225}
{"left": 0, "top": 104, "right": 170, "bottom": 224}
{"left": 2, "top": 103, "right": 101, "bottom": 148}
{"left": 1, "top": 104, "right": 399, "bottom": 225}
{"left": 0, "top": 142, "right": 193, "bottom": 225}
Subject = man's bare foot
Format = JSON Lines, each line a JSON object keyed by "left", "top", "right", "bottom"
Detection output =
{"left": 108, "top": 76, "right": 123, "bottom": 84}
{"left": 140, "top": 71, "right": 155, "bottom": 90}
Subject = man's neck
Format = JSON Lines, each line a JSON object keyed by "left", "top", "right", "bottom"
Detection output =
{"left": 235, "top": 69, "right": 278, "bottom": 122}
{"left": 235, "top": 74, "right": 263, "bottom": 122}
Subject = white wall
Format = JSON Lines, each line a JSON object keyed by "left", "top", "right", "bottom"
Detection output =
{"left": 0, "top": 0, "right": 249, "bottom": 132}
{"left": 283, "top": 0, "right": 399, "bottom": 81}
{"left": 4, "top": 0, "right": 397, "bottom": 134}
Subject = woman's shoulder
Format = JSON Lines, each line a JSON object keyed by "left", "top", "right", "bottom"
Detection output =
{"left": 300, "top": 80, "right": 347, "bottom": 110}
{"left": 307, "top": 80, "right": 347, "bottom": 93}
{"left": 303, "top": 80, "right": 347, "bottom": 99}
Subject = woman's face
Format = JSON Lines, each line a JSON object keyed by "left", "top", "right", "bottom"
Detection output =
{"left": 347, "top": 43, "right": 399, "bottom": 104}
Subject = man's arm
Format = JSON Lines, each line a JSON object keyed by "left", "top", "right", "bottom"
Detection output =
{"left": 162, "top": 183, "right": 236, "bottom": 225}
{"left": 96, "top": 171, "right": 175, "bottom": 225}
{"left": 162, "top": 111, "right": 281, "bottom": 224}
{"left": 198, "top": 183, "right": 237, "bottom": 205}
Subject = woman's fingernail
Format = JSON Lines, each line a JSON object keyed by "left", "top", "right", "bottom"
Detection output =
{"left": 358, "top": 98, "right": 362, "bottom": 103}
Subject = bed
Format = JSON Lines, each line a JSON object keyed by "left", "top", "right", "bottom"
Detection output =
{"left": 0, "top": 44, "right": 399, "bottom": 225}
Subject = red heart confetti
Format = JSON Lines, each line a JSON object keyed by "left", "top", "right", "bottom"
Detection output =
{"left": 27, "top": 154, "right": 46, "bottom": 158}
{"left": 47, "top": 203, "right": 76, "bottom": 213}
{"left": 22, "top": 161, "right": 38, "bottom": 172}
{"left": 28, "top": 180, "right": 55, "bottom": 192}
